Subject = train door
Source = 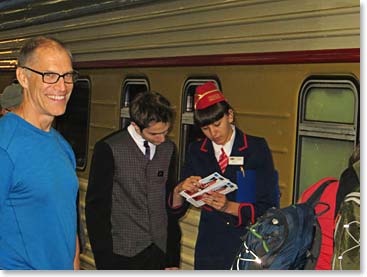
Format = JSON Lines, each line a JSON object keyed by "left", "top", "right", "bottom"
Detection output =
{"left": 120, "top": 78, "right": 149, "bottom": 129}
{"left": 178, "top": 77, "right": 220, "bottom": 269}
{"left": 294, "top": 76, "right": 359, "bottom": 201}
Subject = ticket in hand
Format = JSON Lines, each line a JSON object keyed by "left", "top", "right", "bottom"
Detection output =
{"left": 179, "top": 172, "right": 238, "bottom": 207}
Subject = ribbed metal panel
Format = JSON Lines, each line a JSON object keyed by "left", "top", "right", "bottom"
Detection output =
{"left": 0, "top": 0, "right": 360, "bottom": 68}
{"left": 0, "top": 0, "right": 163, "bottom": 31}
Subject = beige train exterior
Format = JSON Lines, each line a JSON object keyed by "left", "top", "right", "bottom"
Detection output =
{"left": 0, "top": 0, "right": 359, "bottom": 270}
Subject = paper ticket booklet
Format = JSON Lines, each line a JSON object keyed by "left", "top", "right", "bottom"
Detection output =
{"left": 179, "top": 172, "right": 238, "bottom": 208}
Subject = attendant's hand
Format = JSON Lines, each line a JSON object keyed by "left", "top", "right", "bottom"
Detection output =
{"left": 172, "top": 176, "right": 201, "bottom": 207}
{"left": 174, "top": 176, "right": 202, "bottom": 195}
{"left": 202, "top": 191, "right": 228, "bottom": 212}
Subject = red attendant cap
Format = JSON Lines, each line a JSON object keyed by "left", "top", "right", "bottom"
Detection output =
{"left": 194, "top": 82, "right": 226, "bottom": 110}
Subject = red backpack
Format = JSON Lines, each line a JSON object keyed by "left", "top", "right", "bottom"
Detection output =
{"left": 299, "top": 177, "right": 339, "bottom": 270}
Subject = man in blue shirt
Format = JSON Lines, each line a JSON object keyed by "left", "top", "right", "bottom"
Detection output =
{"left": 0, "top": 36, "right": 80, "bottom": 270}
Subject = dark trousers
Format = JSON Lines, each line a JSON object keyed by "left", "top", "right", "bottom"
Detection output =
{"left": 94, "top": 243, "right": 166, "bottom": 270}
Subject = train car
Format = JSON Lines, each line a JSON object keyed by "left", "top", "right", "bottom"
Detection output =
{"left": 0, "top": 0, "right": 360, "bottom": 270}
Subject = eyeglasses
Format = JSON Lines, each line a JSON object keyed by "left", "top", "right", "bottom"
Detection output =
{"left": 19, "top": 66, "right": 79, "bottom": 84}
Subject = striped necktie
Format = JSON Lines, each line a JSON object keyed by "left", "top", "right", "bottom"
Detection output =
{"left": 219, "top": 148, "right": 229, "bottom": 173}
{"left": 144, "top": 140, "right": 150, "bottom": 160}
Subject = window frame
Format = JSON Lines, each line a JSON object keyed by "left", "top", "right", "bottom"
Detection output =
{"left": 293, "top": 76, "right": 359, "bottom": 201}
{"left": 120, "top": 77, "right": 149, "bottom": 129}
{"left": 55, "top": 77, "right": 91, "bottom": 171}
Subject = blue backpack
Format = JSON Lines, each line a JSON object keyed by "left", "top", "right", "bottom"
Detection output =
{"left": 231, "top": 178, "right": 336, "bottom": 270}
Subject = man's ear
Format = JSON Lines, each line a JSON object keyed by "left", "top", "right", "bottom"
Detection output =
{"left": 16, "top": 67, "right": 29, "bottom": 90}
{"left": 130, "top": 122, "right": 142, "bottom": 135}
{"left": 228, "top": 109, "right": 234, "bottom": 123}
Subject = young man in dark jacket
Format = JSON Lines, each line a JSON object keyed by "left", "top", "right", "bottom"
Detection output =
{"left": 86, "top": 91, "right": 181, "bottom": 269}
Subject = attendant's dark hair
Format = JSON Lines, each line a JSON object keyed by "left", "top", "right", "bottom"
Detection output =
{"left": 194, "top": 101, "right": 233, "bottom": 127}
{"left": 129, "top": 91, "right": 174, "bottom": 130}
{"left": 17, "top": 36, "right": 72, "bottom": 67}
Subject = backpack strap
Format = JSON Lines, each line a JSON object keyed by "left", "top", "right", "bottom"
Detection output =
{"left": 305, "top": 178, "right": 338, "bottom": 208}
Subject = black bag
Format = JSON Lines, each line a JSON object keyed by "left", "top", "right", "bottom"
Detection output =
{"left": 231, "top": 179, "right": 336, "bottom": 270}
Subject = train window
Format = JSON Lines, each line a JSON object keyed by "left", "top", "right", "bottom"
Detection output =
{"left": 304, "top": 87, "right": 355, "bottom": 124}
{"left": 178, "top": 78, "right": 221, "bottom": 179}
{"left": 55, "top": 79, "right": 91, "bottom": 170}
{"left": 120, "top": 78, "right": 149, "bottom": 129}
{"left": 294, "top": 77, "right": 359, "bottom": 201}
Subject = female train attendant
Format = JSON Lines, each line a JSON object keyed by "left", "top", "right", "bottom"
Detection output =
{"left": 171, "top": 82, "right": 278, "bottom": 269}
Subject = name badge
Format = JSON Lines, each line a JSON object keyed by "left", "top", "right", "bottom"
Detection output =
{"left": 228, "top": 156, "right": 244, "bottom": 165}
